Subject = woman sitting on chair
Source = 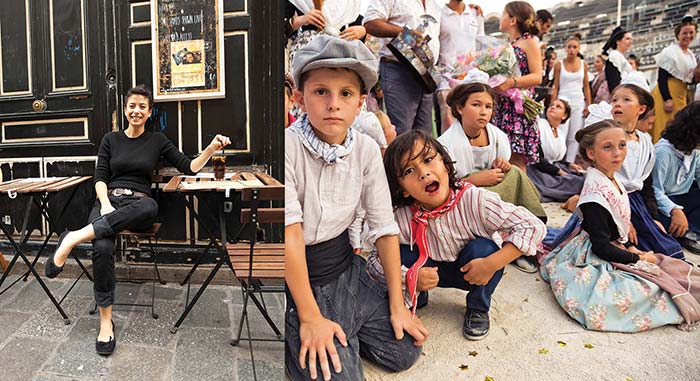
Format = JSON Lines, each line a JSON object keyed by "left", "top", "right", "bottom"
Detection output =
{"left": 44, "top": 85, "right": 231, "bottom": 356}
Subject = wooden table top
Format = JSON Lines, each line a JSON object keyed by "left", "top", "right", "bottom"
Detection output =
{"left": 0, "top": 176, "right": 92, "bottom": 195}
{"left": 163, "top": 171, "right": 283, "bottom": 193}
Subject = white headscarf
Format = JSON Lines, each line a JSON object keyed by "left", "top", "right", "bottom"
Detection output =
{"left": 438, "top": 121, "right": 511, "bottom": 178}
{"left": 577, "top": 167, "right": 630, "bottom": 243}
{"left": 655, "top": 42, "right": 697, "bottom": 84}
{"left": 584, "top": 102, "right": 613, "bottom": 127}
{"left": 620, "top": 71, "right": 650, "bottom": 92}
{"left": 617, "top": 130, "right": 655, "bottom": 192}
{"left": 289, "top": 0, "right": 361, "bottom": 36}
{"left": 537, "top": 118, "right": 567, "bottom": 163}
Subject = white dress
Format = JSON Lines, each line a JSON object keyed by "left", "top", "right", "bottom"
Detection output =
{"left": 557, "top": 59, "right": 586, "bottom": 162}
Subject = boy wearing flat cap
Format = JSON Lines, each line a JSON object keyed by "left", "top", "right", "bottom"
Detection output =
{"left": 285, "top": 35, "right": 428, "bottom": 380}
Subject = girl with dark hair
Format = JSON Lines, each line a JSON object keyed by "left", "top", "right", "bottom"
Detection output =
{"left": 527, "top": 99, "right": 585, "bottom": 204}
{"left": 45, "top": 85, "right": 231, "bottom": 356}
{"left": 541, "top": 120, "right": 700, "bottom": 332}
{"left": 652, "top": 101, "right": 700, "bottom": 253}
{"left": 438, "top": 72, "right": 547, "bottom": 225}
{"left": 651, "top": 16, "right": 698, "bottom": 142}
{"left": 610, "top": 83, "right": 684, "bottom": 259}
{"left": 602, "top": 26, "right": 634, "bottom": 92}
{"left": 367, "top": 130, "right": 546, "bottom": 340}
{"left": 552, "top": 33, "right": 592, "bottom": 162}
{"left": 491, "top": 1, "right": 543, "bottom": 172}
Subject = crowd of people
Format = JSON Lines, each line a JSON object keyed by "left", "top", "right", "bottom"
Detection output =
{"left": 283, "top": 1, "right": 700, "bottom": 379}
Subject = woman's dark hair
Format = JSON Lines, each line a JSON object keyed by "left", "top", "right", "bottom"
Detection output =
{"left": 661, "top": 102, "right": 700, "bottom": 154}
{"left": 602, "top": 26, "right": 628, "bottom": 54}
{"left": 124, "top": 84, "right": 153, "bottom": 109}
{"left": 575, "top": 119, "right": 623, "bottom": 164}
{"left": 445, "top": 83, "right": 495, "bottom": 120}
{"left": 549, "top": 98, "right": 571, "bottom": 123}
{"left": 612, "top": 84, "right": 655, "bottom": 119}
{"left": 505, "top": 1, "right": 539, "bottom": 36}
{"left": 675, "top": 18, "right": 698, "bottom": 39}
{"left": 536, "top": 9, "right": 553, "bottom": 23}
{"left": 384, "top": 130, "right": 462, "bottom": 208}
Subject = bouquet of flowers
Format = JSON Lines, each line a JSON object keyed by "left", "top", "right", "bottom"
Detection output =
{"left": 436, "top": 35, "right": 544, "bottom": 121}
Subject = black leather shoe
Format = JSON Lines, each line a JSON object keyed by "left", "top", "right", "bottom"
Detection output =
{"left": 45, "top": 231, "right": 69, "bottom": 279}
{"left": 96, "top": 320, "right": 116, "bottom": 356}
{"left": 678, "top": 236, "right": 700, "bottom": 254}
{"left": 463, "top": 309, "right": 490, "bottom": 340}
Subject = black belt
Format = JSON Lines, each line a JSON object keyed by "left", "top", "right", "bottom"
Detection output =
{"left": 109, "top": 188, "right": 150, "bottom": 198}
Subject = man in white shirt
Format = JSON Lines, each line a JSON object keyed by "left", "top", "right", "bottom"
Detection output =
{"left": 436, "top": 0, "right": 484, "bottom": 133}
{"left": 364, "top": 0, "right": 442, "bottom": 136}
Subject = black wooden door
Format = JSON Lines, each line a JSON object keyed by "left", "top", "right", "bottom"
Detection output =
{"left": 0, "top": 0, "right": 111, "bottom": 158}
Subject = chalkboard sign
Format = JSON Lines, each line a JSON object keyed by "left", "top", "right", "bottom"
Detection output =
{"left": 151, "top": 0, "right": 225, "bottom": 101}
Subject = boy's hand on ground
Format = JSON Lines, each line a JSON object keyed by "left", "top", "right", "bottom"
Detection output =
{"left": 417, "top": 266, "right": 439, "bottom": 291}
{"left": 390, "top": 307, "right": 429, "bottom": 346}
{"left": 100, "top": 203, "right": 115, "bottom": 216}
{"left": 299, "top": 316, "right": 347, "bottom": 381}
{"left": 461, "top": 258, "right": 496, "bottom": 286}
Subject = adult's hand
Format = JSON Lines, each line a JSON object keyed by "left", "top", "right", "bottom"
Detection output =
{"left": 299, "top": 316, "right": 347, "bottom": 381}
{"left": 301, "top": 9, "right": 325, "bottom": 29}
{"left": 663, "top": 99, "right": 674, "bottom": 113}
{"left": 207, "top": 134, "right": 231, "bottom": 151}
{"left": 669, "top": 208, "right": 689, "bottom": 237}
{"left": 492, "top": 157, "right": 511, "bottom": 172}
{"left": 339, "top": 26, "right": 366, "bottom": 41}
{"left": 467, "top": 169, "right": 504, "bottom": 187}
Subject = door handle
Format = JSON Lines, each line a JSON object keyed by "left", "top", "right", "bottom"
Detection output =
{"left": 32, "top": 99, "right": 47, "bottom": 112}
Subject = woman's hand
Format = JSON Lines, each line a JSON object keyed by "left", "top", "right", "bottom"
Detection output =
{"left": 568, "top": 163, "right": 584, "bottom": 173}
{"left": 653, "top": 220, "right": 667, "bottom": 234}
{"left": 557, "top": 169, "right": 567, "bottom": 176}
{"left": 207, "top": 134, "right": 231, "bottom": 152}
{"left": 300, "top": 9, "right": 325, "bottom": 29}
{"left": 100, "top": 202, "right": 115, "bottom": 216}
{"left": 561, "top": 195, "right": 579, "bottom": 212}
{"left": 491, "top": 157, "right": 511, "bottom": 172}
{"left": 494, "top": 78, "right": 515, "bottom": 93}
{"left": 640, "top": 251, "right": 657, "bottom": 264}
{"left": 583, "top": 105, "right": 590, "bottom": 118}
{"left": 663, "top": 99, "right": 674, "bottom": 113}
{"left": 669, "top": 208, "right": 689, "bottom": 237}
{"left": 466, "top": 169, "right": 504, "bottom": 187}
{"left": 299, "top": 315, "right": 347, "bottom": 381}
{"left": 339, "top": 26, "right": 366, "bottom": 41}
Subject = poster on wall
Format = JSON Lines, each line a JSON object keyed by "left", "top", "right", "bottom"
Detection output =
{"left": 151, "top": 0, "right": 225, "bottom": 101}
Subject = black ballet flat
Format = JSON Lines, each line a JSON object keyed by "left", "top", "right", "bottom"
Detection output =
{"left": 96, "top": 320, "right": 116, "bottom": 356}
{"left": 45, "top": 231, "right": 69, "bottom": 279}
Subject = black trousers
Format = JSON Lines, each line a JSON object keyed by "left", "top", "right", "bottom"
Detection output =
{"left": 88, "top": 194, "right": 157, "bottom": 307}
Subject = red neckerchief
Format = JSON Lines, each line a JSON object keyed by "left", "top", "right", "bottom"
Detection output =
{"left": 406, "top": 183, "right": 469, "bottom": 315}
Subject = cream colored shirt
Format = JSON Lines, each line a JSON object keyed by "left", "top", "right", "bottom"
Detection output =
{"left": 363, "top": 0, "right": 442, "bottom": 64}
{"left": 285, "top": 128, "right": 399, "bottom": 245}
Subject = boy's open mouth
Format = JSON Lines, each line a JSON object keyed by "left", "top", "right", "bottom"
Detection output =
{"left": 425, "top": 181, "right": 439, "bottom": 193}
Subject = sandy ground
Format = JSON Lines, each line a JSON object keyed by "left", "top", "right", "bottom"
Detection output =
{"left": 364, "top": 203, "right": 700, "bottom": 381}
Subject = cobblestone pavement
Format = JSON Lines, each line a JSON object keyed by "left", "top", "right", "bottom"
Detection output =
{"left": 0, "top": 274, "right": 284, "bottom": 380}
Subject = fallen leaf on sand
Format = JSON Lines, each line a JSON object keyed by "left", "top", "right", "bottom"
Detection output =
{"left": 501, "top": 327, "right": 509, "bottom": 335}
{"left": 538, "top": 348, "right": 549, "bottom": 354}
{"left": 522, "top": 298, "right": 529, "bottom": 303}
{"left": 557, "top": 340, "right": 567, "bottom": 347}
{"left": 459, "top": 364, "right": 469, "bottom": 371}
{"left": 535, "top": 277, "right": 541, "bottom": 282}
{"left": 584, "top": 343, "right": 594, "bottom": 349}
{"left": 485, "top": 377, "right": 495, "bottom": 381}
{"left": 468, "top": 351, "right": 478, "bottom": 357}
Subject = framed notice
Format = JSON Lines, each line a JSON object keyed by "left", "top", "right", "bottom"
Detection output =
{"left": 151, "top": 0, "right": 225, "bottom": 101}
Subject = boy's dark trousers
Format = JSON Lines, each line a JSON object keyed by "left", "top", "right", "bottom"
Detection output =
{"left": 400, "top": 238, "right": 503, "bottom": 312}
{"left": 285, "top": 255, "right": 421, "bottom": 380}
{"left": 89, "top": 194, "right": 158, "bottom": 307}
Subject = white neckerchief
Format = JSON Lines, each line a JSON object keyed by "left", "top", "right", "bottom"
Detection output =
{"left": 577, "top": 167, "right": 631, "bottom": 243}
{"left": 656, "top": 138, "right": 696, "bottom": 186}
{"left": 618, "top": 130, "right": 655, "bottom": 192}
{"left": 438, "top": 120, "right": 511, "bottom": 178}
{"left": 607, "top": 49, "right": 633, "bottom": 76}
{"left": 655, "top": 42, "right": 697, "bottom": 84}
{"left": 288, "top": 113, "right": 355, "bottom": 171}
{"left": 537, "top": 118, "right": 567, "bottom": 163}
{"left": 289, "top": 0, "right": 361, "bottom": 35}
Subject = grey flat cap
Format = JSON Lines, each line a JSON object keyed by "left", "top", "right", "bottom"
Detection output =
{"left": 292, "top": 35, "right": 378, "bottom": 92}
